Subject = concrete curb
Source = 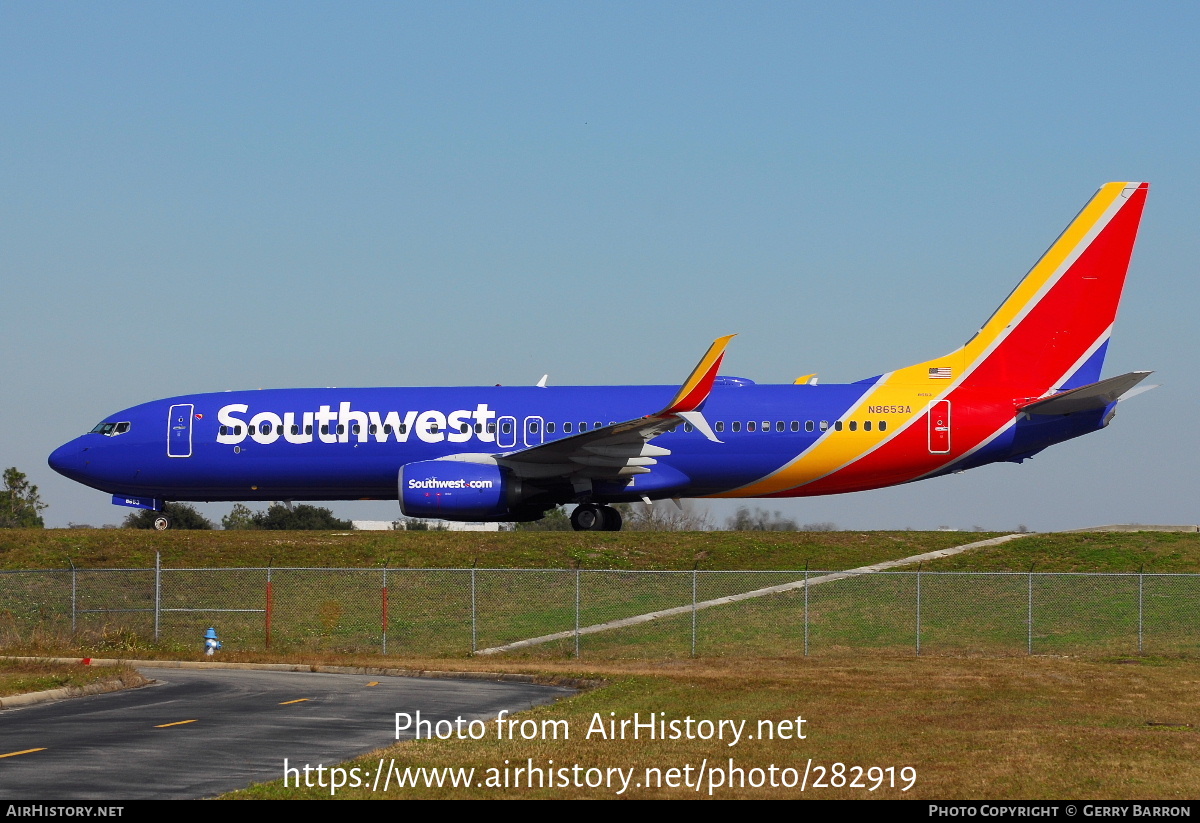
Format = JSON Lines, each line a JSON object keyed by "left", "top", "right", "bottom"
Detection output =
{"left": 477, "top": 532, "right": 1034, "bottom": 654}
{"left": 0, "top": 676, "right": 147, "bottom": 710}
{"left": 0, "top": 657, "right": 600, "bottom": 691}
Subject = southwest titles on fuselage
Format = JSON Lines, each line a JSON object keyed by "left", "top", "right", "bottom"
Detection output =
{"left": 216, "top": 402, "right": 499, "bottom": 446}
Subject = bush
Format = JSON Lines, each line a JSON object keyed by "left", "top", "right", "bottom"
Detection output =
{"left": 220, "top": 502, "right": 351, "bottom": 530}
{"left": 123, "top": 503, "right": 214, "bottom": 530}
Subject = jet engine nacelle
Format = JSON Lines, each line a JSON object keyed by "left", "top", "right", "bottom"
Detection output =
{"left": 399, "top": 460, "right": 522, "bottom": 521}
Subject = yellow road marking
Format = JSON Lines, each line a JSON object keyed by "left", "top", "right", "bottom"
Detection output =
{"left": 365, "top": 681, "right": 379, "bottom": 687}
{"left": 155, "top": 720, "right": 198, "bottom": 728}
{"left": 0, "top": 748, "right": 46, "bottom": 759}
{"left": 279, "top": 698, "right": 310, "bottom": 705}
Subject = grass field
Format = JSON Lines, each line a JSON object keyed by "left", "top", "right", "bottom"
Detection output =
{"left": 4, "top": 530, "right": 1200, "bottom": 660}
{"left": 0, "top": 527, "right": 997, "bottom": 570}
{"left": 0, "top": 658, "right": 144, "bottom": 699}
{"left": 226, "top": 653, "right": 1200, "bottom": 800}
{"left": 3, "top": 527, "right": 1198, "bottom": 799}
{"left": 2, "top": 527, "right": 1199, "bottom": 572}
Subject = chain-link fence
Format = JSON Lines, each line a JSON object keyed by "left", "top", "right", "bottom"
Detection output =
{"left": 2, "top": 560, "right": 1197, "bottom": 658}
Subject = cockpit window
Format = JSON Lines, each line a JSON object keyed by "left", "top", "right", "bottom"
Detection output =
{"left": 90, "top": 421, "right": 131, "bottom": 436}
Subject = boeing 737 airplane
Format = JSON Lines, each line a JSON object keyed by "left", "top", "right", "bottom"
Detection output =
{"left": 50, "top": 182, "right": 1152, "bottom": 531}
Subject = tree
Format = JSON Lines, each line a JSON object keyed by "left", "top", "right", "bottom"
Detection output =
{"left": 622, "top": 500, "right": 713, "bottom": 532}
{"left": 725, "top": 506, "right": 800, "bottom": 531}
{"left": 221, "top": 503, "right": 258, "bottom": 530}
{"left": 124, "top": 502, "right": 214, "bottom": 530}
{"left": 0, "top": 467, "right": 48, "bottom": 528}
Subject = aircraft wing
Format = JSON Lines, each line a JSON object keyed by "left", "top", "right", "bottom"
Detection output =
{"left": 440, "top": 336, "right": 733, "bottom": 485}
{"left": 1017, "top": 371, "right": 1156, "bottom": 417}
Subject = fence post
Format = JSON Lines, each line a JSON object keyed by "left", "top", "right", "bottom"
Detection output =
{"left": 691, "top": 566, "right": 697, "bottom": 658}
{"left": 915, "top": 563, "right": 922, "bottom": 656}
{"left": 265, "top": 565, "right": 273, "bottom": 650}
{"left": 381, "top": 567, "right": 389, "bottom": 655}
{"left": 471, "top": 561, "right": 477, "bottom": 655}
{"left": 154, "top": 552, "right": 161, "bottom": 642}
{"left": 1027, "top": 563, "right": 1035, "bottom": 655}
{"left": 574, "top": 565, "right": 581, "bottom": 659}
{"left": 1138, "top": 565, "right": 1144, "bottom": 654}
{"left": 69, "top": 560, "right": 77, "bottom": 635}
{"left": 803, "top": 564, "right": 809, "bottom": 657}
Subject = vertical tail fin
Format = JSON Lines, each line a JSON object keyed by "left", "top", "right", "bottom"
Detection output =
{"left": 720, "top": 183, "right": 1149, "bottom": 499}
{"left": 943, "top": 181, "right": 1148, "bottom": 393}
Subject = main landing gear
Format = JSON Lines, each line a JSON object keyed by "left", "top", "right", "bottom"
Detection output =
{"left": 153, "top": 515, "right": 171, "bottom": 531}
{"left": 570, "top": 503, "right": 623, "bottom": 532}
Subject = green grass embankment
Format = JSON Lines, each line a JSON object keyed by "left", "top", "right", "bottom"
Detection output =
{"left": 0, "top": 528, "right": 996, "bottom": 571}
{"left": 2, "top": 528, "right": 1199, "bottom": 572}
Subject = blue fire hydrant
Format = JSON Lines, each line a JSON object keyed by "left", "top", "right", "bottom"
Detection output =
{"left": 204, "top": 627, "right": 222, "bottom": 656}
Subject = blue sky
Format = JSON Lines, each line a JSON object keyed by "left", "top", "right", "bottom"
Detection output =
{"left": 3, "top": 2, "right": 1196, "bottom": 531}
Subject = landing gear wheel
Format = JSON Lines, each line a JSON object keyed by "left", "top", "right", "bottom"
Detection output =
{"left": 600, "top": 505, "right": 623, "bottom": 531}
{"left": 570, "top": 504, "right": 624, "bottom": 532}
{"left": 153, "top": 515, "right": 170, "bottom": 531}
{"left": 571, "top": 504, "right": 603, "bottom": 531}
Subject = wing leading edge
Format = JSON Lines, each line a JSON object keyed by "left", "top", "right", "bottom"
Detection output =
{"left": 436, "top": 335, "right": 735, "bottom": 497}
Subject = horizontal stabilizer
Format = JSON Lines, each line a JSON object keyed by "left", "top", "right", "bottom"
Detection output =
{"left": 1018, "top": 371, "right": 1154, "bottom": 416}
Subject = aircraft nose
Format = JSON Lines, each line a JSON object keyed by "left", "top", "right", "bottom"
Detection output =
{"left": 48, "top": 439, "right": 91, "bottom": 482}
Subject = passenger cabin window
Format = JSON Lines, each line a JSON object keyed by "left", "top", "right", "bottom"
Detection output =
{"left": 834, "top": 421, "right": 843, "bottom": 431}
{"left": 819, "top": 421, "right": 830, "bottom": 431}
{"left": 805, "top": 421, "right": 814, "bottom": 432}
{"left": 564, "top": 422, "right": 573, "bottom": 433}
{"left": 864, "top": 421, "right": 872, "bottom": 432}
{"left": 879, "top": 421, "right": 887, "bottom": 432}
{"left": 684, "top": 423, "right": 694, "bottom": 433}
{"left": 715, "top": 421, "right": 724, "bottom": 433}
{"left": 732, "top": 422, "right": 742, "bottom": 433}
{"left": 778, "top": 421, "right": 786, "bottom": 432}
{"left": 747, "top": 421, "right": 756, "bottom": 432}
{"left": 849, "top": 421, "right": 857, "bottom": 432}
{"left": 547, "top": 422, "right": 555, "bottom": 434}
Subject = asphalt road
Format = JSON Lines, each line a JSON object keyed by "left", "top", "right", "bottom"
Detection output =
{"left": 0, "top": 666, "right": 574, "bottom": 800}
